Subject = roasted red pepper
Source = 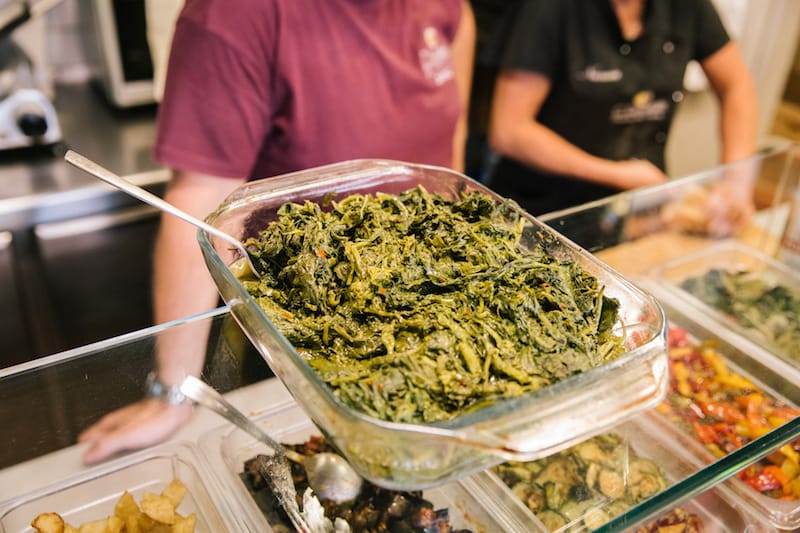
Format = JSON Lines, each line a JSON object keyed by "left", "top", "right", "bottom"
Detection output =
{"left": 661, "top": 326, "right": 800, "bottom": 500}
{"left": 740, "top": 465, "right": 790, "bottom": 495}
{"left": 700, "top": 401, "right": 745, "bottom": 423}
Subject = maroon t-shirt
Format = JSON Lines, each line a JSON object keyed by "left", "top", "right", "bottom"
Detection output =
{"left": 154, "top": 0, "right": 464, "bottom": 180}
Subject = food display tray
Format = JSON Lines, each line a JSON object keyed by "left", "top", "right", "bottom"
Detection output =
{"left": 468, "top": 413, "right": 772, "bottom": 532}
{"left": 0, "top": 442, "right": 237, "bottom": 533}
{"left": 650, "top": 239, "right": 800, "bottom": 371}
{"left": 636, "top": 295, "right": 800, "bottom": 531}
{"left": 197, "top": 400, "right": 536, "bottom": 533}
{"left": 198, "top": 159, "right": 669, "bottom": 490}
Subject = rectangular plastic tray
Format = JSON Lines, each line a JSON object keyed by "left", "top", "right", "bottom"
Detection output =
{"left": 650, "top": 239, "right": 800, "bottom": 370}
{"left": 468, "top": 413, "right": 772, "bottom": 532}
{"left": 639, "top": 296, "right": 800, "bottom": 530}
{"left": 0, "top": 441, "right": 237, "bottom": 533}
{"left": 198, "top": 400, "right": 536, "bottom": 533}
{"left": 198, "top": 159, "right": 669, "bottom": 490}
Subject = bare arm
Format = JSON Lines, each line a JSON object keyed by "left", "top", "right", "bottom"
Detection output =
{"left": 680, "top": 41, "right": 759, "bottom": 237}
{"left": 152, "top": 170, "right": 246, "bottom": 385}
{"left": 79, "top": 170, "right": 245, "bottom": 463}
{"left": 700, "top": 41, "right": 758, "bottom": 164}
{"left": 488, "top": 70, "right": 667, "bottom": 189}
{"left": 450, "top": 0, "right": 476, "bottom": 172}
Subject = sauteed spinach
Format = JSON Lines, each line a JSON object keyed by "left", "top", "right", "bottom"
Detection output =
{"left": 241, "top": 187, "right": 624, "bottom": 423}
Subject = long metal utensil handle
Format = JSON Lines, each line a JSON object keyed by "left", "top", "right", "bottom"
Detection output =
{"left": 179, "top": 376, "right": 289, "bottom": 454}
{"left": 63, "top": 150, "right": 247, "bottom": 255}
{"left": 179, "top": 376, "right": 312, "bottom": 532}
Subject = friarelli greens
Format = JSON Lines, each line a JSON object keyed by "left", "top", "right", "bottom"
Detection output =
{"left": 241, "top": 187, "right": 625, "bottom": 423}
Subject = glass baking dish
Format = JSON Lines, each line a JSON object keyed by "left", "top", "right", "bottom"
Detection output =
{"left": 468, "top": 413, "right": 773, "bottom": 532}
{"left": 198, "top": 159, "right": 669, "bottom": 489}
{"left": 650, "top": 239, "right": 800, "bottom": 369}
{"left": 0, "top": 442, "right": 236, "bottom": 533}
{"left": 198, "top": 401, "right": 536, "bottom": 532}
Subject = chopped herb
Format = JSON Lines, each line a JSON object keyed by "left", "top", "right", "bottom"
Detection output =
{"left": 242, "top": 187, "right": 624, "bottom": 423}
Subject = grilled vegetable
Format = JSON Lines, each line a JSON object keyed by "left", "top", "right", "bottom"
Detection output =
{"left": 494, "top": 433, "right": 668, "bottom": 531}
{"left": 242, "top": 436, "right": 473, "bottom": 533}
{"left": 241, "top": 187, "right": 624, "bottom": 423}
{"left": 680, "top": 268, "right": 800, "bottom": 357}
{"left": 635, "top": 507, "right": 703, "bottom": 533}
{"left": 658, "top": 326, "right": 800, "bottom": 500}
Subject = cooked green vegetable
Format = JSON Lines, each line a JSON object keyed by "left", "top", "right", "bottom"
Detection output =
{"left": 241, "top": 186, "right": 624, "bottom": 423}
{"left": 680, "top": 268, "right": 800, "bottom": 357}
{"left": 494, "top": 433, "right": 668, "bottom": 532}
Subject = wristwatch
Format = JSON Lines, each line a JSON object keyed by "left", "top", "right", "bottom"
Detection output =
{"left": 144, "top": 372, "right": 188, "bottom": 405}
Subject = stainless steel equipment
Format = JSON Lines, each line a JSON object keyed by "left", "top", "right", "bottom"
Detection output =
{"left": 0, "top": 0, "right": 62, "bottom": 150}
{"left": 80, "top": 0, "right": 156, "bottom": 108}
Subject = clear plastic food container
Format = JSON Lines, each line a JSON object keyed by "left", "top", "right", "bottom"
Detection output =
{"left": 642, "top": 297, "right": 800, "bottom": 530}
{"left": 198, "top": 159, "right": 669, "bottom": 489}
{"left": 651, "top": 239, "right": 800, "bottom": 369}
{"left": 198, "top": 401, "right": 536, "bottom": 533}
{"left": 469, "top": 414, "right": 773, "bottom": 532}
{"left": 0, "top": 442, "right": 236, "bottom": 533}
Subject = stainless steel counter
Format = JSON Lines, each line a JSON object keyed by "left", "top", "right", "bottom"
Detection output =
{"left": 0, "top": 82, "right": 169, "bottom": 231}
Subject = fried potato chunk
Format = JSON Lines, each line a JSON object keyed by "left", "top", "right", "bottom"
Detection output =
{"left": 31, "top": 479, "right": 195, "bottom": 533}
{"left": 31, "top": 512, "right": 64, "bottom": 533}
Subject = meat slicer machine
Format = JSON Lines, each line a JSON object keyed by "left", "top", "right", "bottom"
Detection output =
{"left": 0, "top": 0, "right": 62, "bottom": 151}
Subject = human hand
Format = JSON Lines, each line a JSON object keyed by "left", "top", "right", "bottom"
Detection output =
{"left": 612, "top": 159, "right": 669, "bottom": 190}
{"left": 661, "top": 183, "right": 755, "bottom": 238}
{"left": 704, "top": 179, "right": 756, "bottom": 237}
{"left": 78, "top": 398, "right": 193, "bottom": 464}
{"left": 661, "top": 161, "right": 756, "bottom": 238}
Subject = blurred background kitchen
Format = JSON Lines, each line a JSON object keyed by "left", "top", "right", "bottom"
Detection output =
{"left": 2, "top": 0, "right": 800, "bottom": 368}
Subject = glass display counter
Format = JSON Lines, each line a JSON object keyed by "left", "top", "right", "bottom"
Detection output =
{"left": 1, "top": 144, "right": 799, "bottom": 532}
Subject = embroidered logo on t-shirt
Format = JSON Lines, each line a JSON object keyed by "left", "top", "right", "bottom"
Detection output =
{"left": 576, "top": 64, "right": 623, "bottom": 83}
{"left": 610, "top": 90, "right": 669, "bottom": 124}
{"left": 419, "top": 26, "right": 454, "bottom": 86}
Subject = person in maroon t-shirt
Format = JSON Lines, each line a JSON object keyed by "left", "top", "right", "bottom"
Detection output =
{"left": 78, "top": 0, "right": 476, "bottom": 463}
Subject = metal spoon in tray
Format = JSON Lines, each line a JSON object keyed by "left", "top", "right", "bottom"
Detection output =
{"left": 179, "top": 376, "right": 363, "bottom": 505}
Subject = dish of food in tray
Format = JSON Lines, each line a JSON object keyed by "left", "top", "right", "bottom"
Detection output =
{"left": 30, "top": 480, "right": 195, "bottom": 533}
{"left": 652, "top": 240, "right": 800, "bottom": 366}
{"left": 679, "top": 268, "right": 800, "bottom": 358}
{"left": 0, "top": 443, "right": 233, "bottom": 533}
{"left": 493, "top": 432, "right": 669, "bottom": 531}
{"left": 199, "top": 159, "right": 668, "bottom": 489}
{"left": 241, "top": 435, "right": 474, "bottom": 533}
{"left": 657, "top": 323, "right": 800, "bottom": 529}
{"left": 198, "top": 401, "right": 535, "bottom": 533}
{"left": 659, "top": 325, "right": 800, "bottom": 500}
{"left": 481, "top": 412, "right": 768, "bottom": 532}
{"left": 639, "top": 308, "right": 800, "bottom": 531}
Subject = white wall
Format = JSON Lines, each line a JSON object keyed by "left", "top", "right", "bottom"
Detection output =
{"left": 666, "top": 0, "right": 800, "bottom": 178}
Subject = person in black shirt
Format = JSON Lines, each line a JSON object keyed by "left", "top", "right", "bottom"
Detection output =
{"left": 485, "top": 0, "right": 758, "bottom": 216}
